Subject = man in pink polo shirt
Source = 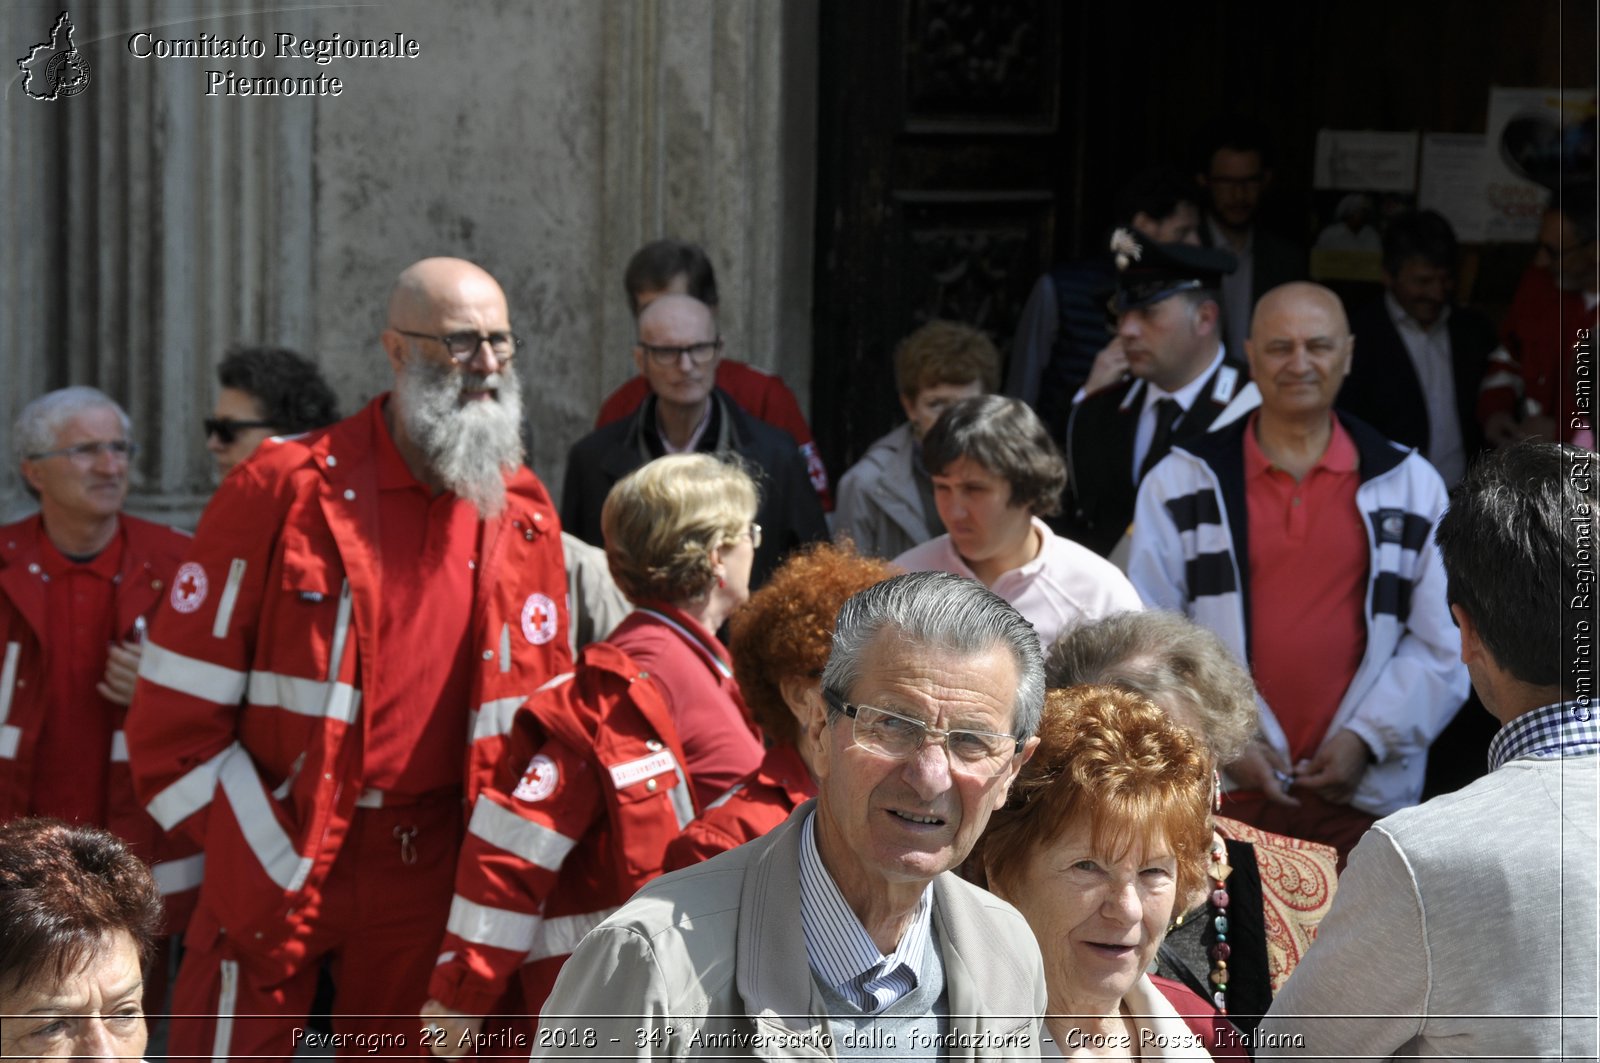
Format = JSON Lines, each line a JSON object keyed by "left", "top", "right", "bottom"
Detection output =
{"left": 1129, "top": 282, "right": 1468, "bottom": 860}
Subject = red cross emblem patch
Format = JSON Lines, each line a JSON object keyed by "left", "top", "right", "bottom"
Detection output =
{"left": 170, "top": 562, "right": 208, "bottom": 614}
{"left": 520, "top": 592, "right": 558, "bottom": 646}
{"left": 512, "top": 753, "right": 559, "bottom": 802}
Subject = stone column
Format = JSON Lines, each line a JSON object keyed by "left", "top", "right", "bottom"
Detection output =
{"left": 2, "top": 0, "right": 816, "bottom": 522}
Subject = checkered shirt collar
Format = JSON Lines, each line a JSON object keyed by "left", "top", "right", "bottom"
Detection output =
{"left": 1489, "top": 700, "right": 1600, "bottom": 772}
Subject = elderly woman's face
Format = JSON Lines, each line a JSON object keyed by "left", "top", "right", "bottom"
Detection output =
{"left": 1004, "top": 819, "right": 1178, "bottom": 1014}
{"left": 0, "top": 931, "right": 146, "bottom": 1063}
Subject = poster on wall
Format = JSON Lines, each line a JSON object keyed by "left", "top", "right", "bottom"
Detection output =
{"left": 1481, "top": 86, "right": 1593, "bottom": 242}
{"left": 1309, "top": 131, "right": 1418, "bottom": 282}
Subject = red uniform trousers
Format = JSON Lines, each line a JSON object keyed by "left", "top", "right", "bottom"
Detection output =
{"left": 168, "top": 797, "right": 462, "bottom": 1061}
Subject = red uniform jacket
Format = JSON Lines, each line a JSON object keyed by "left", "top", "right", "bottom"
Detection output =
{"left": 429, "top": 642, "right": 697, "bottom": 1016}
{"left": 661, "top": 741, "right": 814, "bottom": 872}
{"left": 0, "top": 513, "right": 200, "bottom": 932}
{"left": 596, "top": 359, "right": 833, "bottom": 509}
{"left": 1478, "top": 266, "right": 1599, "bottom": 443}
{"left": 124, "top": 398, "right": 572, "bottom": 978}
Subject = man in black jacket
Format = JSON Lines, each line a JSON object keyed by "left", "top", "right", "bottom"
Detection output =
{"left": 1060, "top": 232, "right": 1257, "bottom": 556}
{"left": 1338, "top": 210, "right": 1496, "bottom": 487}
{"left": 561, "top": 294, "right": 827, "bottom": 588}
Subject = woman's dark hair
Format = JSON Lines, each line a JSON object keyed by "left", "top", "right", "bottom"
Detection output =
{"left": 0, "top": 819, "right": 162, "bottom": 996}
{"left": 922, "top": 395, "right": 1068, "bottom": 517}
{"left": 218, "top": 346, "right": 341, "bottom": 434}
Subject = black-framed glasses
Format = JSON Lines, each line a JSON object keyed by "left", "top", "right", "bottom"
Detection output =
{"left": 823, "top": 690, "right": 1022, "bottom": 778}
{"left": 204, "top": 418, "right": 276, "bottom": 445}
{"left": 394, "top": 329, "right": 520, "bottom": 363}
{"left": 638, "top": 338, "right": 723, "bottom": 366}
{"left": 26, "top": 440, "right": 137, "bottom": 463}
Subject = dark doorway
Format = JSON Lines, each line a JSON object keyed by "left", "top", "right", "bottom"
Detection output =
{"left": 810, "top": 0, "right": 1077, "bottom": 477}
{"left": 810, "top": 0, "right": 1594, "bottom": 480}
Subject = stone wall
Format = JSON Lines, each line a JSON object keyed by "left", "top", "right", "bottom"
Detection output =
{"left": 1, "top": 0, "right": 817, "bottom": 526}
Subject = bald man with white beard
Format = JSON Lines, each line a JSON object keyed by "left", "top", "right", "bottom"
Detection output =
{"left": 126, "top": 258, "right": 574, "bottom": 1062}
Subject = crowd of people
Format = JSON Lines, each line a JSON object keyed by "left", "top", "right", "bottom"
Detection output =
{"left": 1, "top": 127, "right": 1595, "bottom": 1063}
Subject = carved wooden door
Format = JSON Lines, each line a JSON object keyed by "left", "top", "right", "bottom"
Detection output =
{"left": 811, "top": 0, "right": 1074, "bottom": 477}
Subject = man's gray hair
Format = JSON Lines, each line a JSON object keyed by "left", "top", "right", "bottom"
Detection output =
{"left": 821, "top": 571, "right": 1045, "bottom": 739}
{"left": 14, "top": 387, "right": 132, "bottom": 463}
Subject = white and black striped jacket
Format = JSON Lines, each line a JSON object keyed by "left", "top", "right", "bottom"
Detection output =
{"left": 1128, "top": 414, "right": 1469, "bottom": 817}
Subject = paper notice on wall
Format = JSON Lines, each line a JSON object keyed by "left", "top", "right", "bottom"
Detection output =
{"left": 1312, "top": 130, "right": 1419, "bottom": 191}
{"left": 1480, "top": 86, "right": 1581, "bottom": 242}
{"left": 1419, "top": 134, "right": 1490, "bottom": 242}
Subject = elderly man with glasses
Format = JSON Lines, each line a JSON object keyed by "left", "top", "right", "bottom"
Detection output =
{"left": 124, "top": 257, "right": 574, "bottom": 1062}
{"left": 561, "top": 292, "right": 827, "bottom": 588}
{"left": 536, "top": 570, "right": 1047, "bottom": 1059}
{"left": 1, "top": 386, "right": 198, "bottom": 1010}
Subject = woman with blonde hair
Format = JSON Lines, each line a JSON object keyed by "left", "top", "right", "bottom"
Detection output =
{"left": 601, "top": 453, "right": 764, "bottom": 805}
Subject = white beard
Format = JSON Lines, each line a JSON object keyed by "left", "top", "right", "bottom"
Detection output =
{"left": 393, "top": 353, "right": 524, "bottom": 518}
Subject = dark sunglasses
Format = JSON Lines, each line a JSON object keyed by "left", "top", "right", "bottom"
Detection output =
{"left": 204, "top": 417, "right": 276, "bottom": 445}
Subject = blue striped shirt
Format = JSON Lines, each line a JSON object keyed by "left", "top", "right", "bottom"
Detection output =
{"left": 1488, "top": 700, "right": 1600, "bottom": 771}
{"left": 797, "top": 811, "right": 934, "bottom": 1014}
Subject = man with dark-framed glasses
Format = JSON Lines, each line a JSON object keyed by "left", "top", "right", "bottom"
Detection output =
{"left": 538, "top": 570, "right": 1047, "bottom": 1059}
{"left": 124, "top": 257, "right": 573, "bottom": 1060}
{"left": 561, "top": 292, "right": 826, "bottom": 587}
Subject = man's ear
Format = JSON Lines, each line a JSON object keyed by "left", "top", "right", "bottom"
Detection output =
{"left": 633, "top": 345, "right": 647, "bottom": 376}
{"left": 381, "top": 329, "right": 408, "bottom": 376}
{"left": 994, "top": 734, "right": 1040, "bottom": 806}
{"left": 778, "top": 675, "right": 821, "bottom": 728}
{"left": 18, "top": 459, "right": 42, "bottom": 496}
{"left": 1452, "top": 603, "right": 1485, "bottom": 666}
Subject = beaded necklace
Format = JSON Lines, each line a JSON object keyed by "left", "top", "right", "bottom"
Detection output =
{"left": 1205, "top": 835, "right": 1234, "bottom": 1014}
{"left": 1165, "top": 831, "right": 1234, "bottom": 1014}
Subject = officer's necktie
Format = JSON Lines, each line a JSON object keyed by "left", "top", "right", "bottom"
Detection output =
{"left": 1139, "top": 397, "right": 1183, "bottom": 481}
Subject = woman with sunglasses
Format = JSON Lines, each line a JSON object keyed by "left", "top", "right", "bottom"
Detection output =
{"left": 205, "top": 345, "right": 340, "bottom": 476}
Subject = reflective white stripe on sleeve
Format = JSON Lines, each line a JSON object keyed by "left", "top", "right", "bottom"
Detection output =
{"left": 468, "top": 799, "right": 579, "bottom": 871}
{"left": 526, "top": 908, "right": 620, "bottom": 962}
{"left": 470, "top": 694, "right": 535, "bottom": 745}
{"left": 211, "top": 558, "right": 248, "bottom": 640}
{"left": 0, "top": 640, "right": 20, "bottom": 727}
{"left": 669, "top": 768, "right": 695, "bottom": 830}
{"left": 246, "top": 671, "right": 361, "bottom": 725}
{"left": 139, "top": 641, "right": 248, "bottom": 705}
{"left": 445, "top": 896, "right": 541, "bottom": 950}
{"left": 218, "top": 748, "right": 313, "bottom": 893}
{"left": 146, "top": 742, "right": 242, "bottom": 830}
{"left": 152, "top": 852, "right": 206, "bottom": 894}
{"left": 110, "top": 730, "right": 129, "bottom": 763}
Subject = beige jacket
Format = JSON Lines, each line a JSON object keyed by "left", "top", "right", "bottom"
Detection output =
{"left": 538, "top": 801, "right": 1046, "bottom": 1060}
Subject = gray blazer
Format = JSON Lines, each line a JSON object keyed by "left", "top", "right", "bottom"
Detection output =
{"left": 538, "top": 800, "right": 1046, "bottom": 1060}
{"left": 834, "top": 424, "right": 937, "bottom": 561}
